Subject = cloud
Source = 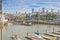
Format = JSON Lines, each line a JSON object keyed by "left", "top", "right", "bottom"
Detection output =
{"left": 35, "top": 5, "right": 60, "bottom": 12}
{"left": 18, "top": 5, "right": 32, "bottom": 13}
{"left": 3, "top": 0, "right": 60, "bottom": 13}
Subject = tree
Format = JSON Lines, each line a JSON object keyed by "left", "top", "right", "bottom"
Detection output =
{"left": 47, "top": 12, "right": 57, "bottom": 20}
{"left": 35, "top": 12, "right": 40, "bottom": 20}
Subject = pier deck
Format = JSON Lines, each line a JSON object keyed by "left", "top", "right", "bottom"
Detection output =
{"left": 25, "top": 36, "right": 37, "bottom": 40}
{"left": 52, "top": 32, "right": 60, "bottom": 35}
{"left": 44, "top": 33, "right": 60, "bottom": 38}
{"left": 41, "top": 35, "right": 55, "bottom": 40}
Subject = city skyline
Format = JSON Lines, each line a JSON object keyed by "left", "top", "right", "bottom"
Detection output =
{"left": 3, "top": 0, "right": 60, "bottom": 13}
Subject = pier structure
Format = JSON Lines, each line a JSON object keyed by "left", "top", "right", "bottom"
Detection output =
{"left": 0, "top": 0, "right": 3, "bottom": 40}
{"left": 0, "top": 0, "right": 8, "bottom": 40}
{"left": 0, "top": 0, "right": 8, "bottom": 26}
{"left": 41, "top": 31, "right": 60, "bottom": 40}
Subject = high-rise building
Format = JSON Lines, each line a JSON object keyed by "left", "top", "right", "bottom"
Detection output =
{"left": 58, "top": 10, "right": 60, "bottom": 14}
{"left": 38, "top": 9, "right": 41, "bottom": 12}
{"left": 51, "top": 8, "right": 54, "bottom": 12}
{"left": 42, "top": 8, "right": 45, "bottom": 12}
{"left": 32, "top": 8, "right": 34, "bottom": 13}
{"left": 46, "top": 10, "right": 49, "bottom": 13}
{"left": 25, "top": 12, "right": 26, "bottom": 14}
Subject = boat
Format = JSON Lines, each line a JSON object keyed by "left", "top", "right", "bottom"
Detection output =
{"left": 21, "top": 22, "right": 32, "bottom": 26}
{"left": 25, "top": 22, "right": 32, "bottom": 26}
{"left": 25, "top": 31, "right": 43, "bottom": 40}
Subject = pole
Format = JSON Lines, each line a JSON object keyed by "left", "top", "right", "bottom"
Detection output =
{"left": 53, "top": 26, "right": 54, "bottom": 33}
{"left": 1, "top": 29, "right": 2, "bottom": 40}
{"left": 0, "top": 25, "right": 3, "bottom": 40}
{"left": 27, "top": 32, "right": 28, "bottom": 36}
{"left": 0, "top": 0, "right": 4, "bottom": 40}
{"left": 46, "top": 29, "right": 47, "bottom": 33}
{"left": 12, "top": 31, "right": 14, "bottom": 40}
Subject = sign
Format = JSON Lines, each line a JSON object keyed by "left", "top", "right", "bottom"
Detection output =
{"left": 0, "top": 25, "right": 3, "bottom": 29}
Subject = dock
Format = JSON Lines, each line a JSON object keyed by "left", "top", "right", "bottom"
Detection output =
{"left": 25, "top": 36, "right": 37, "bottom": 40}
{"left": 58, "top": 31, "right": 60, "bottom": 32}
{"left": 52, "top": 32, "right": 60, "bottom": 35}
{"left": 25, "top": 31, "right": 60, "bottom": 40}
{"left": 41, "top": 35, "right": 55, "bottom": 40}
{"left": 41, "top": 30, "right": 60, "bottom": 40}
{"left": 44, "top": 33, "right": 60, "bottom": 38}
{"left": 25, "top": 32, "right": 37, "bottom": 40}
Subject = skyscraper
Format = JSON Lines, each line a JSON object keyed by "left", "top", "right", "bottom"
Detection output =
{"left": 46, "top": 10, "right": 49, "bottom": 13}
{"left": 51, "top": 8, "right": 54, "bottom": 13}
{"left": 32, "top": 8, "right": 34, "bottom": 13}
{"left": 58, "top": 10, "right": 60, "bottom": 14}
{"left": 42, "top": 8, "right": 45, "bottom": 12}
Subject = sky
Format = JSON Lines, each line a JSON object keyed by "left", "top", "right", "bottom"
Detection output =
{"left": 3, "top": 0, "right": 60, "bottom": 13}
